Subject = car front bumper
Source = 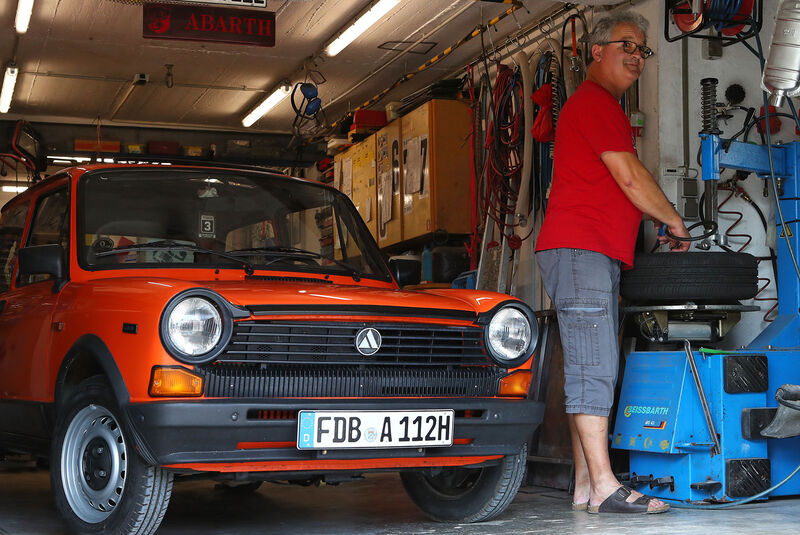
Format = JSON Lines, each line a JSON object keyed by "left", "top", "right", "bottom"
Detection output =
{"left": 124, "top": 397, "right": 544, "bottom": 472}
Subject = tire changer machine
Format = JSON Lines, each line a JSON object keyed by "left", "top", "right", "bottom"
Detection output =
{"left": 612, "top": 14, "right": 800, "bottom": 504}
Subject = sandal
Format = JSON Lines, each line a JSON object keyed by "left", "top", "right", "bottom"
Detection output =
{"left": 571, "top": 502, "right": 588, "bottom": 511}
{"left": 587, "top": 486, "right": 670, "bottom": 514}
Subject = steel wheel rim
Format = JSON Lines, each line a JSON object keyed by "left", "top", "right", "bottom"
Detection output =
{"left": 61, "top": 404, "right": 128, "bottom": 523}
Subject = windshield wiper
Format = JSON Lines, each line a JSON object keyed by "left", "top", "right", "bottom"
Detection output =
{"left": 227, "top": 246, "right": 363, "bottom": 280}
{"left": 95, "top": 239, "right": 255, "bottom": 275}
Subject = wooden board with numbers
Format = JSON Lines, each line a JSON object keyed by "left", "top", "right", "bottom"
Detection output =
{"left": 333, "top": 137, "right": 377, "bottom": 238}
{"left": 400, "top": 99, "right": 471, "bottom": 241}
{"left": 375, "top": 121, "right": 403, "bottom": 248}
{"left": 349, "top": 134, "right": 377, "bottom": 239}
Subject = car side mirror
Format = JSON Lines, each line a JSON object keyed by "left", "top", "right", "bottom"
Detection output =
{"left": 388, "top": 257, "right": 421, "bottom": 287}
{"left": 19, "top": 244, "right": 65, "bottom": 281}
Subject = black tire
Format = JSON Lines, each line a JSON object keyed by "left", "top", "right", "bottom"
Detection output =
{"left": 51, "top": 376, "right": 173, "bottom": 535}
{"left": 400, "top": 443, "right": 527, "bottom": 523}
{"left": 621, "top": 252, "right": 758, "bottom": 302}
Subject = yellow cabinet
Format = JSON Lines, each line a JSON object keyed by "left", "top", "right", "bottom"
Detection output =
{"left": 375, "top": 121, "right": 403, "bottom": 248}
{"left": 333, "top": 135, "right": 377, "bottom": 239}
{"left": 400, "top": 99, "right": 471, "bottom": 241}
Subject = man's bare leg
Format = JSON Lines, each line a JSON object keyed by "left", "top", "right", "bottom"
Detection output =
{"left": 573, "top": 413, "right": 666, "bottom": 510}
{"left": 568, "top": 414, "right": 590, "bottom": 505}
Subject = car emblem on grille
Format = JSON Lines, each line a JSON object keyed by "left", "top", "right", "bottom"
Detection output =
{"left": 355, "top": 328, "right": 382, "bottom": 356}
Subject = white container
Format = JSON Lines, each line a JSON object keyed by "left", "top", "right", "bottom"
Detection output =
{"left": 762, "top": 0, "right": 800, "bottom": 106}
{"left": 385, "top": 101, "right": 402, "bottom": 121}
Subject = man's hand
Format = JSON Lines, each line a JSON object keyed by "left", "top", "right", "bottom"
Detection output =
{"left": 655, "top": 220, "right": 691, "bottom": 252}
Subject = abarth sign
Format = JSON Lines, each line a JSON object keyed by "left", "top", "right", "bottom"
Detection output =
{"left": 143, "top": 2, "right": 275, "bottom": 47}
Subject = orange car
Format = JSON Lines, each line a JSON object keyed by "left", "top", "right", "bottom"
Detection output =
{"left": 0, "top": 164, "right": 541, "bottom": 535}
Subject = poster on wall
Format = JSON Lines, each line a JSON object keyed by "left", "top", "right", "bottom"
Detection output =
{"left": 404, "top": 136, "right": 421, "bottom": 194}
{"left": 341, "top": 159, "right": 353, "bottom": 197}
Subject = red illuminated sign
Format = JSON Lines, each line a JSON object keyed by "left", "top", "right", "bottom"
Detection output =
{"left": 143, "top": 3, "right": 275, "bottom": 47}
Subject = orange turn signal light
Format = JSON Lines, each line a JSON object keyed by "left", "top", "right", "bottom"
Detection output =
{"left": 149, "top": 367, "right": 203, "bottom": 397}
{"left": 498, "top": 371, "right": 532, "bottom": 397}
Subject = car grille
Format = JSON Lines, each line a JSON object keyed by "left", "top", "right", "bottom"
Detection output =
{"left": 197, "top": 364, "right": 505, "bottom": 398}
{"left": 218, "top": 321, "right": 490, "bottom": 366}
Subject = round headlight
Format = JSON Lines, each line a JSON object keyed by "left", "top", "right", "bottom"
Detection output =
{"left": 487, "top": 306, "right": 532, "bottom": 363}
{"left": 166, "top": 297, "right": 222, "bottom": 357}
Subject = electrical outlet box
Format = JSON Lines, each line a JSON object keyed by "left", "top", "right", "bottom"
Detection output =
{"left": 682, "top": 197, "right": 700, "bottom": 220}
{"left": 680, "top": 177, "right": 699, "bottom": 198}
{"left": 679, "top": 177, "right": 699, "bottom": 220}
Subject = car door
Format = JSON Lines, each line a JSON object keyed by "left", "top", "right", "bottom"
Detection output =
{"left": 0, "top": 183, "right": 69, "bottom": 404}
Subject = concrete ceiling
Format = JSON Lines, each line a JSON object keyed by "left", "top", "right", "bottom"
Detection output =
{"left": 0, "top": 0, "right": 561, "bottom": 135}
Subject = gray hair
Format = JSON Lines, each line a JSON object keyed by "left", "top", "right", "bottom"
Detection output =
{"left": 588, "top": 11, "right": 650, "bottom": 51}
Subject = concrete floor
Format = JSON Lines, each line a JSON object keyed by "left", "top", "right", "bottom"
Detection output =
{"left": 1, "top": 460, "right": 798, "bottom": 534}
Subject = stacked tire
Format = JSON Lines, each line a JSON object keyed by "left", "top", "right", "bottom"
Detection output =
{"left": 621, "top": 252, "right": 758, "bottom": 302}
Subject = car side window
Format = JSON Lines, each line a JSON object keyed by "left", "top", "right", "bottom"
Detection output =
{"left": 0, "top": 202, "right": 30, "bottom": 293}
{"left": 20, "top": 188, "right": 69, "bottom": 286}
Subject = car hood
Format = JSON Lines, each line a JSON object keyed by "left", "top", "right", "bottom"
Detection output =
{"left": 198, "top": 280, "right": 512, "bottom": 317}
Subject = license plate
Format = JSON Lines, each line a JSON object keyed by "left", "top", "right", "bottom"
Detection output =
{"left": 297, "top": 410, "right": 454, "bottom": 450}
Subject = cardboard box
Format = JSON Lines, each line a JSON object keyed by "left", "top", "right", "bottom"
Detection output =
{"left": 352, "top": 109, "right": 387, "bottom": 129}
{"left": 183, "top": 145, "right": 203, "bottom": 157}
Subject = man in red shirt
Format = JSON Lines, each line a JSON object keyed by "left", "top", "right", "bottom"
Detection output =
{"left": 535, "top": 12, "right": 689, "bottom": 514}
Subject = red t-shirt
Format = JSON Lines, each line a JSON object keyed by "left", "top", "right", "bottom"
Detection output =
{"left": 535, "top": 80, "right": 642, "bottom": 268}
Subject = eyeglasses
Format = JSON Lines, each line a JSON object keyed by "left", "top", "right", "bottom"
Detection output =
{"left": 604, "top": 40, "right": 653, "bottom": 59}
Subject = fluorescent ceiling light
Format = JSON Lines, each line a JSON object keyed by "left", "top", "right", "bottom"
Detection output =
{"left": 2, "top": 186, "right": 28, "bottom": 193}
{"left": 242, "top": 84, "right": 291, "bottom": 127}
{"left": 325, "top": 0, "right": 400, "bottom": 56}
{"left": 15, "top": 0, "right": 34, "bottom": 34}
{"left": 0, "top": 66, "right": 18, "bottom": 113}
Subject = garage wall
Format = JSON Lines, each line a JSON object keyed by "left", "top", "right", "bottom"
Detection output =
{"left": 658, "top": 0, "right": 784, "bottom": 348}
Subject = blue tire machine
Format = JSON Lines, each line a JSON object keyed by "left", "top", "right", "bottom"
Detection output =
{"left": 612, "top": 76, "right": 800, "bottom": 503}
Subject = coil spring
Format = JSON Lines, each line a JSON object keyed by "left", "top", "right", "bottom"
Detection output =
{"left": 718, "top": 189, "right": 752, "bottom": 252}
{"left": 700, "top": 78, "right": 720, "bottom": 134}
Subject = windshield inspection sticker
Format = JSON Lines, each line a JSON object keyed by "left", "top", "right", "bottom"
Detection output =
{"left": 199, "top": 214, "right": 216, "bottom": 239}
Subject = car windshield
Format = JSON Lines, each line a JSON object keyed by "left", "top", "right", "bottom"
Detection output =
{"left": 78, "top": 168, "right": 391, "bottom": 280}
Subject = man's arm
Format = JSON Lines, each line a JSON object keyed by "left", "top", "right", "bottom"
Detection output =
{"left": 601, "top": 150, "right": 690, "bottom": 252}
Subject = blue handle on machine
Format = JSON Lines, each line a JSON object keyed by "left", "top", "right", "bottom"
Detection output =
{"left": 658, "top": 223, "right": 666, "bottom": 237}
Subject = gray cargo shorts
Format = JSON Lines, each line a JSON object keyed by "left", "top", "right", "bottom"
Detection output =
{"left": 536, "top": 248, "right": 621, "bottom": 416}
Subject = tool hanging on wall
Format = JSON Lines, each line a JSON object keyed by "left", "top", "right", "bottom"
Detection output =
{"left": 665, "top": 0, "right": 762, "bottom": 45}
{"left": 475, "top": 48, "right": 565, "bottom": 296}
{"left": 533, "top": 49, "right": 564, "bottom": 213}
{"left": 466, "top": 65, "right": 490, "bottom": 270}
{"left": 508, "top": 48, "right": 535, "bottom": 298}
{"left": 475, "top": 62, "right": 525, "bottom": 294}
{"left": 560, "top": 13, "right": 588, "bottom": 93}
